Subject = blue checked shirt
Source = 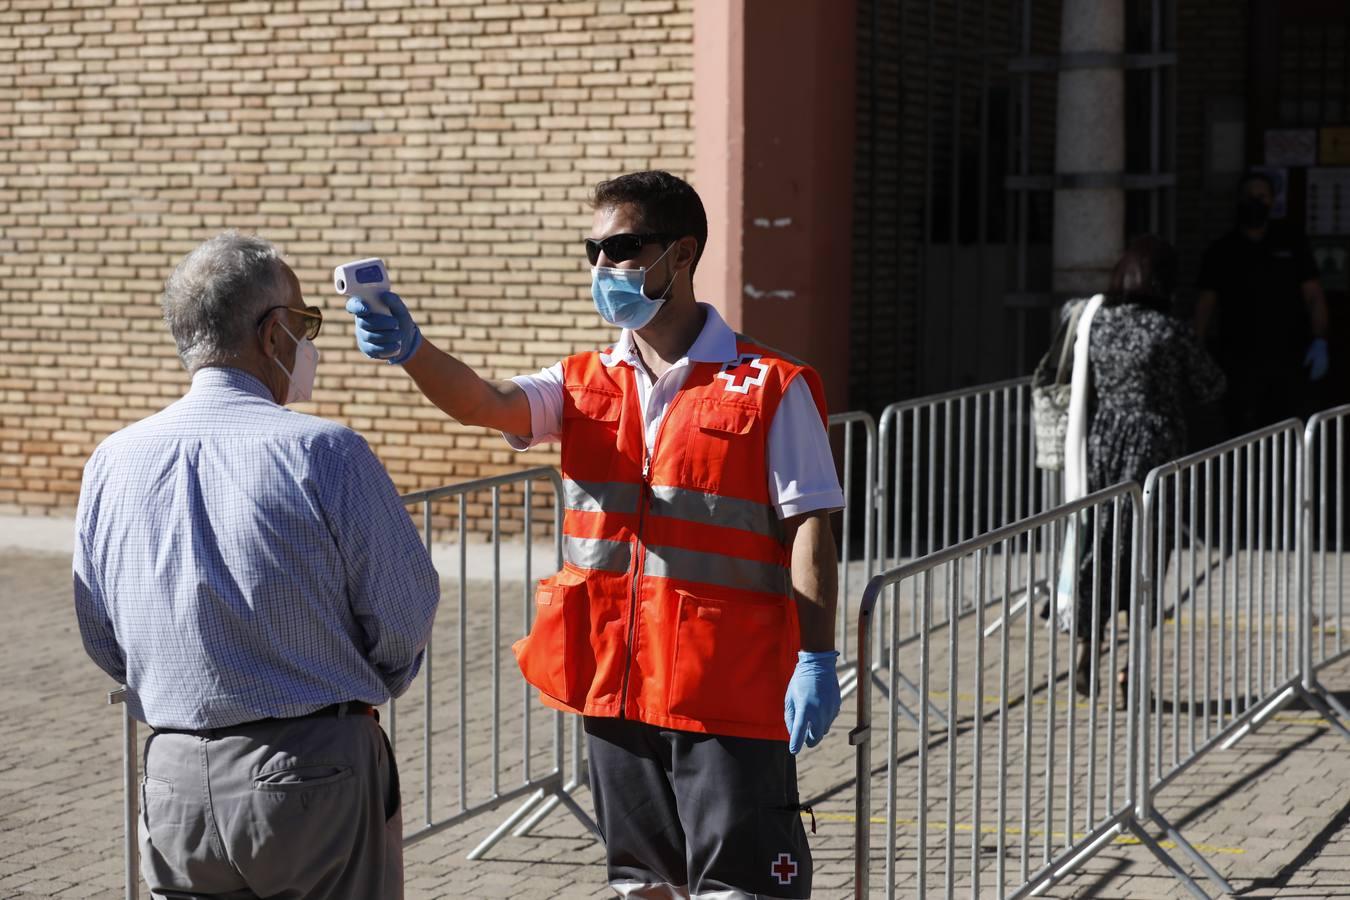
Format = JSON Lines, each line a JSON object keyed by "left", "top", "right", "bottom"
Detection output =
{"left": 73, "top": 367, "right": 440, "bottom": 730}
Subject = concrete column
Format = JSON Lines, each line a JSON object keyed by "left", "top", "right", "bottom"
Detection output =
{"left": 692, "top": 1, "right": 745, "bottom": 342}
{"left": 693, "top": 0, "right": 857, "bottom": 412}
{"left": 1053, "top": 0, "right": 1126, "bottom": 297}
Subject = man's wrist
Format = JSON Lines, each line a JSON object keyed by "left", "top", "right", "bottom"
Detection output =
{"left": 799, "top": 649, "right": 839, "bottom": 663}
{"left": 391, "top": 326, "right": 424, "bottom": 366}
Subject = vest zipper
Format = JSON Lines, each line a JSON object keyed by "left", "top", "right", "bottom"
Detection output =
{"left": 617, "top": 452, "right": 650, "bottom": 718}
{"left": 617, "top": 378, "right": 688, "bottom": 719}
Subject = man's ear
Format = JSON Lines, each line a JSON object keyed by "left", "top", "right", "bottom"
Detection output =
{"left": 257, "top": 311, "right": 280, "bottom": 360}
{"left": 674, "top": 236, "right": 698, "bottom": 274}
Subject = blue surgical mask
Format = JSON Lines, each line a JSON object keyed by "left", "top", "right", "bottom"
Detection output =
{"left": 590, "top": 242, "right": 676, "bottom": 330}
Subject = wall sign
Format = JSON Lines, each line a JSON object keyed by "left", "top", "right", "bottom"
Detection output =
{"left": 1307, "top": 168, "right": 1350, "bottom": 236}
{"left": 1319, "top": 127, "right": 1350, "bottom": 166}
{"left": 1265, "top": 128, "right": 1317, "bottom": 167}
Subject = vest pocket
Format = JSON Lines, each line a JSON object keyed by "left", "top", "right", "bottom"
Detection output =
{"left": 682, "top": 399, "right": 761, "bottom": 492}
{"left": 564, "top": 385, "right": 623, "bottom": 423}
{"left": 512, "top": 566, "right": 592, "bottom": 710}
{"left": 667, "top": 589, "right": 790, "bottom": 728}
{"left": 563, "top": 386, "right": 629, "bottom": 471}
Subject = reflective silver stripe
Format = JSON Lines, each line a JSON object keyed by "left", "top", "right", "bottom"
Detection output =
{"left": 644, "top": 544, "right": 790, "bottom": 596}
{"left": 649, "top": 485, "right": 782, "bottom": 540}
{"left": 563, "top": 535, "right": 632, "bottom": 573}
{"left": 563, "top": 479, "right": 641, "bottom": 514}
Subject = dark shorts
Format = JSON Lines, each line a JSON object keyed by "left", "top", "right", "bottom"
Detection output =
{"left": 585, "top": 716, "right": 813, "bottom": 898}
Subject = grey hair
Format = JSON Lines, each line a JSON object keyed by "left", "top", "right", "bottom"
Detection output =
{"left": 161, "top": 231, "right": 288, "bottom": 371}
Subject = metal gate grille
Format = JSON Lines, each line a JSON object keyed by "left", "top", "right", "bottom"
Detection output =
{"left": 851, "top": 0, "right": 1178, "bottom": 408}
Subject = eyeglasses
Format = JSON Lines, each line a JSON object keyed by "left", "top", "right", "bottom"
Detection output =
{"left": 584, "top": 233, "right": 675, "bottom": 267}
{"left": 256, "top": 305, "right": 323, "bottom": 341}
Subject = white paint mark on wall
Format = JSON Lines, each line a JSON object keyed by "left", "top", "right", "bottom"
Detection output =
{"left": 744, "top": 283, "right": 797, "bottom": 300}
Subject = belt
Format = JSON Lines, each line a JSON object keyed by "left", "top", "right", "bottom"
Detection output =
{"left": 152, "top": 702, "right": 377, "bottom": 738}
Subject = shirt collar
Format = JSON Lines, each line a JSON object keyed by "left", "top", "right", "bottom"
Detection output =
{"left": 600, "top": 302, "right": 739, "bottom": 369}
{"left": 191, "top": 366, "right": 276, "bottom": 402}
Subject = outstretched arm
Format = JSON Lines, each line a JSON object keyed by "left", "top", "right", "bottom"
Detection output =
{"left": 347, "top": 292, "right": 532, "bottom": 435}
{"left": 402, "top": 338, "right": 533, "bottom": 435}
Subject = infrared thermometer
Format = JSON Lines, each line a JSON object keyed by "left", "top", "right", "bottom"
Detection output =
{"left": 334, "top": 257, "right": 392, "bottom": 315}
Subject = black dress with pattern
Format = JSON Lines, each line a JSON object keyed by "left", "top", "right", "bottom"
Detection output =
{"left": 1087, "top": 304, "right": 1226, "bottom": 492}
{"left": 1074, "top": 302, "right": 1226, "bottom": 640}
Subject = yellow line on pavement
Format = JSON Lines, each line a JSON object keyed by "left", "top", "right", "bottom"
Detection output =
{"left": 1158, "top": 615, "right": 1339, "bottom": 636}
{"left": 809, "top": 811, "right": 1246, "bottom": 855}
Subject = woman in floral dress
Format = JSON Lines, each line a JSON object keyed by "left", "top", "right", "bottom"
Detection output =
{"left": 1073, "top": 235, "right": 1227, "bottom": 696}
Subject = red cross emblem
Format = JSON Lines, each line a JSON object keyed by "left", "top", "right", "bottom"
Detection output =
{"left": 716, "top": 353, "right": 770, "bottom": 395}
{"left": 770, "top": 852, "right": 798, "bottom": 885}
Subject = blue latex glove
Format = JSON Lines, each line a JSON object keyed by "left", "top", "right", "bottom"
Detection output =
{"left": 784, "top": 650, "right": 841, "bottom": 754}
{"left": 345, "top": 291, "right": 423, "bottom": 365}
{"left": 1305, "top": 337, "right": 1330, "bottom": 382}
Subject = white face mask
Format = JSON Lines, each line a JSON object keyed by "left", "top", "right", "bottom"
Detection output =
{"left": 272, "top": 319, "right": 319, "bottom": 404}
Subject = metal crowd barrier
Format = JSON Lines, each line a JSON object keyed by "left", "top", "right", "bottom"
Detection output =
{"left": 393, "top": 466, "right": 597, "bottom": 856}
{"left": 1305, "top": 405, "right": 1350, "bottom": 721}
{"left": 851, "top": 483, "right": 1204, "bottom": 899}
{"left": 100, "top": 379, "right": 1069, "bottom": 898}
{"left": 1137, "top": 421, "right": 1350, "bottom": 898}
{"left": 872, "top": 377, "right": 1051, "bottom": 722}
{"left": 878, "top": 377, "right": 1042, "bottom": 569}
{"left": 829, "top": 410, "right": 879, "bottom": 696}
{"left": 108, "top": 687, "right": 138, "bottom": 900}
{"left": 97, "top": 381, "right": 1031, "bottom": 896}
{"left": 104, "top": 395, "right": 1350, "bottom": 900}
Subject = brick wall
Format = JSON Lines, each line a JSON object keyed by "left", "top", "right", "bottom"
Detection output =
{"left": 0, "top": 0, "right": 694, "bottom": 535}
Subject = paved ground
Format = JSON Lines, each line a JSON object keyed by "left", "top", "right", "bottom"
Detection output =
{"left": 2, "top": 538, "right": 1348, "bottom": 899}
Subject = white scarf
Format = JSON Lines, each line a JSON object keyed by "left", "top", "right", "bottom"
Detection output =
{"left": 1055, "top": 294, "right": 1104, "bottom": 630}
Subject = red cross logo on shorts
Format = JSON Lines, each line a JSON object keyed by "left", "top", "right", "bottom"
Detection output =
{"left": 770, "top": 852, "right": 798, "bottom": 885}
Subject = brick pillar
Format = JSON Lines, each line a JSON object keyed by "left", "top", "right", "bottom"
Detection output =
{"left": 693, "top": 1, "right": 857, "bottom": 413}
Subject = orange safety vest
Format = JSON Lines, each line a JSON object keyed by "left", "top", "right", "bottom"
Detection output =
{"left": 512, "top": 337, "right": 828, "bottom": 741}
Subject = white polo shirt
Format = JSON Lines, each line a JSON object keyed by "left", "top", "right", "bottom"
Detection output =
{"left": 504, "top": 304, "right": 844, "bottom": 519}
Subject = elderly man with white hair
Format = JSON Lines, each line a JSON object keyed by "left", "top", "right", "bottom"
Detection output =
{"left": 73, "top": 231, "right": 438, "bottom": 899}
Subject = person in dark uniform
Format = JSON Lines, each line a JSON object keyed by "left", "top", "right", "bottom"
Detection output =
{"left": 1196, "top": 171, "right": 1331, "bottom": 435}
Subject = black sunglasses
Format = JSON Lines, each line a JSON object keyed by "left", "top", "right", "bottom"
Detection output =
{"left": 256, "top": 304, "right": 323, "bottom": 341}
{"left": 584, "top": 232, "right": 675, "bottom": 267}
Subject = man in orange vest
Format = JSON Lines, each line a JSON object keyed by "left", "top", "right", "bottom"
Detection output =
{"left": 346, "top": 170, "right": 843, "bottom": 898}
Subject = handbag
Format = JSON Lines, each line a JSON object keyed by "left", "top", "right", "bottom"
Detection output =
{"left": 1031, "top": 300, "right": 1086, "bottom": 471}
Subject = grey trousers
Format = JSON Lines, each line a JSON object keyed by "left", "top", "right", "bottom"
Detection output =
{"left": 139, "top": 711, "right": 402, "bottom": 900}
